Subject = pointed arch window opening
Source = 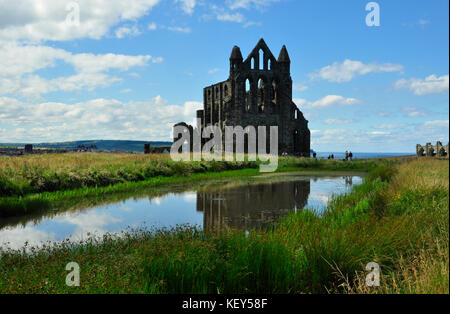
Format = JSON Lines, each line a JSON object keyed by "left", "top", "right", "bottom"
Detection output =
{"left": 245, "top": 79, "right": 252, "bottom": 112}
{"left": 271, "top": 80, "right": 279, "bottom": 114}
{"left": 258, "top": 78, "right": 265, "bottom": 113}
{"left": 259, "top": 49, "right": 264, "bottom": 70}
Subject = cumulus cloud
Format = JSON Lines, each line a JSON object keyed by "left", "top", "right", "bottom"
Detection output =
{"left": 374, "top": 123, "right": 406, "bottom": 129}
{"left": 0, "top": 96, "right": 202, "bottom": 142}
{"left": 323, "top": 118, "right": 354, "bottom": 125}
{"left": 167, "top": 26, "right": 192, "bottom": 33}
{"left": 115, "top": 25, "right": 141, "bottom": 38}
{"left": 0, "top": 0, "right": 160, "bottom": 42}
{"left": 294, "top": 95, "right": 361, "bottom": 109}
{"left": 394, "top": 74, "right": 449, "bottom": 95}
{"left": 402, "top": 106, "right": 429, "bottom": 118}
{"left": 423, "top": 120, "right": 449, "bottom": 128}
{"left": 208, "top": 4, "right": 254, "bottom": 25}
{"left": 0, "top": 42, "right": 160, "bottom": 98}
{"left": 208, "top": 68, "right": 221, "bottom": 74}
{"left": 226, "top": 0, "right": 280, "bottom": 10}
{"left": 175, "top": 0, "right": 196, "bottom": 15}
{"left": 243, "top": 21, "right": 262, "bottom": 28}
{"left": 217, "top": 12, "right": 245, "bottom": 23}
{"left": 309, "top": 59, "right": 403, "bottom": 83}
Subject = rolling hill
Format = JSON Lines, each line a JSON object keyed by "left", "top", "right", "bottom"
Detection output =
{"left": 0, "top": 140, "right": 172, "bottom": 153}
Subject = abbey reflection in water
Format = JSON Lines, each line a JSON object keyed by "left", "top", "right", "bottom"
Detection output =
{"left": 196, "top": 179, "right": 311, "bottom": 231}
{"left": 195, "top": 176, "right": 357, "bottom": 231}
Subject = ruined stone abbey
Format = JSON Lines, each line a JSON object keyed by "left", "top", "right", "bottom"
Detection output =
{"left": 175, "top": 39, "right": 310, "bottom": 156}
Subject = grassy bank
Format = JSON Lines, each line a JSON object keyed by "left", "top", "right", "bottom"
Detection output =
{"left": 0, "top": 153, "right": 392, "bottom": 217}
{"left": 0, "top": 158, "right": 447, "bottom": 294}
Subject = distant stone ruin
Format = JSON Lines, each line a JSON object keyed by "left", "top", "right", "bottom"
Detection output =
{"left": 416, "top": 141, "right": 449, "bottom": 158}
{"left": 24, "top": 144, "right": 33, "bottom": 154}
{"left": 144, "top": 143, "right": 171, "bottom": 154}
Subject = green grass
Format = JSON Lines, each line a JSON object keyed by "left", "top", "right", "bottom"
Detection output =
{"left": 0, "top": 158, "right": 447, "bottom": 294}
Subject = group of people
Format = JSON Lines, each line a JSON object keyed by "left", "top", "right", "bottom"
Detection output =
{"left": 345, "top": 151, "right": 353, "bottom": 161}
{"left": 327, "top": 154, "right": 335, "bottom": 159}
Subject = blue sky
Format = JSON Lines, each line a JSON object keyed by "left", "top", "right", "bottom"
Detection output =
{"left": 0, "top": 0, "right": 448, "bottom": 152}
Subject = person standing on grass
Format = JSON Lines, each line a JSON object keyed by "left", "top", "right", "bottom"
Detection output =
{"left": 349, "top": 151, "right": 353, "bottom": 161}
{"left": 345, "top": 151, "right": 349, "bottom": 161}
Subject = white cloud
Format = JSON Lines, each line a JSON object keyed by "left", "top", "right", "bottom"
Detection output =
{"left": 167, "top": 26, "right": 192, "bottom": 33}
{"left": 374, "top": 123, "right": 406, "bottom": 129}
{"left": 152, "top": 56, "right": 164, "bottom": 63}
{"left": 310, "top": 59, "right": 403, "bottom": 83}
{"left": 175, "top": 0, "right": 196, "bottom": 15}
{"left": 243, "top": 21, "right": 262, "bottom": 28}
{"left": 208, "top": 68, "right": 221, "bottom": 74}
{"left": 394, "top": 74, "right": 449, "bottom": 95}
{"left": 295, "top": 95, "right": 361, "bottom": 109}
{"left": 209, "top": 4, "right": 248, "bottom": 25}
{"left": 226, "top": 0, "right": 280, "bottom": 10}
{"left": 0, "top": 0, "right": 160, "bottom": 42}
{"left": 423, "top": 120, "right": 449, "bottom": 128}
{"left": 323, "top": 118, "right": 354, "bottom": 125}
{"left": 148, "top": 22, "right": 157, "bottom": 30}
{"left": 369, "top": 131, "right": 391, "bottom": 136}
{"left": 0, "top": 42, "right": 161, "bottom": 98}
{"left": 115, "top": 25, "right": 141, "bottom": 38}
{"left": 0, "top": 96, "right": 202, "bottom": 142}
{"left": 403, "top": 106, "right": 429, "bottom": 118}
{"left": 217, "top": 12, "right": 245, "bottom": 23}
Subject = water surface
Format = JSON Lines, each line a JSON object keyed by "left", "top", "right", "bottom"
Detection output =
{"left": 0, "top": 173, "right": 363, "bottom": 250}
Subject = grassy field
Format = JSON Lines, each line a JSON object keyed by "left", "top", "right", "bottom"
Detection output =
{"left": 0, "top": 157, "right": 447, "bottom": 294}
{"left": 0, "top": 153, "right": 392, "bottom": 217}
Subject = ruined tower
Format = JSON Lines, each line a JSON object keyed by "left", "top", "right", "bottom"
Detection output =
{"left": 178, "top": 39, "right": 311, "bottom": 156}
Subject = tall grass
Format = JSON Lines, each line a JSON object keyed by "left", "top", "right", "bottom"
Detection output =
{"left": 0, "top": 153, "right": 259, "bottom": 197}
{"left": 1, "top": 158, "right": 446, "bottom": 294}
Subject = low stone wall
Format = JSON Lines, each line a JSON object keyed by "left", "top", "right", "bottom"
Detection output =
{"left": 416, "top": 141, "right": 449, "bottom": 158}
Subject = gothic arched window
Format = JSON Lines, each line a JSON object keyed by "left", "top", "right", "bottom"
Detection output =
{"left": 245, "top": 79, "right": 251, "bottom": 112}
